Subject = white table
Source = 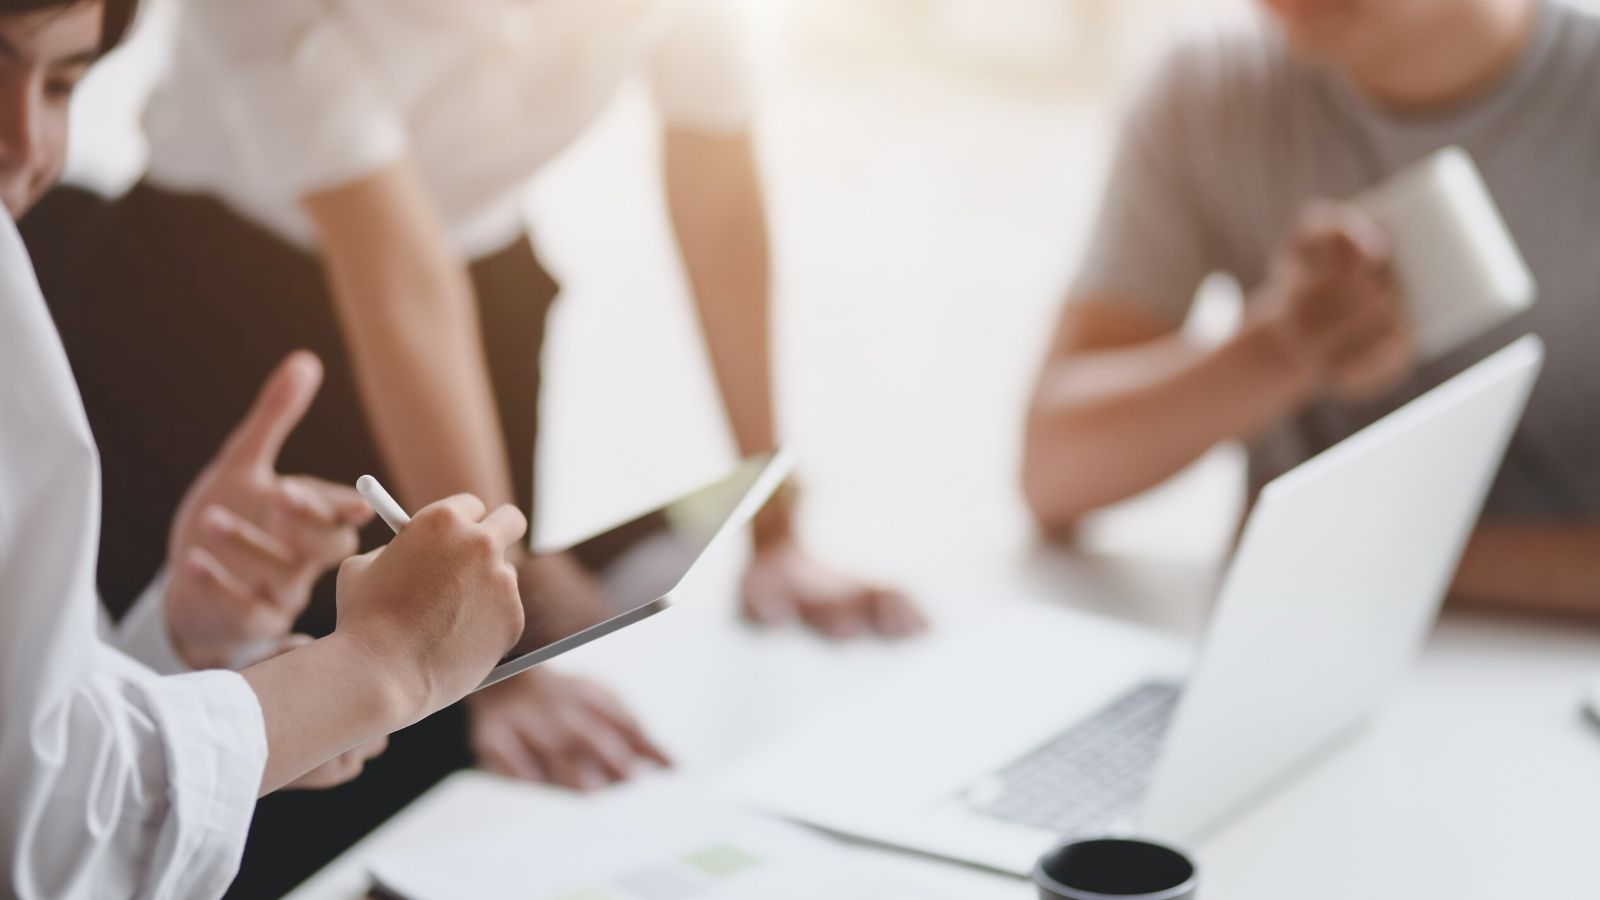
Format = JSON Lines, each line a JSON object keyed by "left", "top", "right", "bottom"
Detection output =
{"left": 287, "top": 512, "right": 1600, "bottom": 900}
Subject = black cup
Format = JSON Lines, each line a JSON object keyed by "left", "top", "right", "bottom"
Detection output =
{"left": 1032, "top": 838, "right": 1198, "bottom": 900}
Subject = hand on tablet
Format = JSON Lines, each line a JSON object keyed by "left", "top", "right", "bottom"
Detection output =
{"left": 741, "top": 535, "right": 928, "bottom": 640}
{"left": 165, "top": 352, "right": 373, "bottom": 669}
{"left": 468, "top": 668, "right": 670, "bottom": 790}
{"left": 335, "top": 493, "right": 528, "bottom": 723}
{"left": 1257, "top": 202, "right": 1416, "bottom": 405}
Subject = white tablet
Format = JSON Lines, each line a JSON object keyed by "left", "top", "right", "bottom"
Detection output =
{"left": 476, "top": 450, "right": 793, "bottom": 691}
{"left": 1352, "top": 146, "right": 1536, "bottom": 359}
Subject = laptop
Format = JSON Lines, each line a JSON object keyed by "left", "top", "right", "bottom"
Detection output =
{"left": 726, "top": 336, "right": 1543, "bottom": 874}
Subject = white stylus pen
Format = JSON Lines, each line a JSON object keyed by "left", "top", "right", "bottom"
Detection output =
{"left": 356, "top": 474, "right": 411, "bottom": 533}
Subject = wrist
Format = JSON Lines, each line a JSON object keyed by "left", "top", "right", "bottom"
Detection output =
{"left": 323, "top": 630, "right": 431, "bottom": 729}
{"left": 1235, "top": 313, "right": 1319, "bottom": 405}
{"left": 751, "top": 479, "right": 799, "bottom": 549}
{"left": 242, "top": 632, "right": 419, "bottom": 792}
{"left": 162, "top": 588, "right": 231, "bottom": 671}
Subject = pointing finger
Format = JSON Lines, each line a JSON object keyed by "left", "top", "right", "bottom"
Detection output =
{"left": 217, "top": 351, "right": 323, "bottom": 471}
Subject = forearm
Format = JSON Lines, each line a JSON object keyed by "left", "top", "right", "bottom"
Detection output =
{"left": 1024, "top": 319, "right": 1313, "bottom": 530}
{"left": 241, "top": 632, "right": 416, "bottom": 794}
{"left": 665, "top": 129, "right": 776, "bottom": 458}
{"left": 329, "top": 276, "right": 514, "bottom": 509}
{"left": 1450, "top": 522, "right": 1600, "bottom": 618}
{"left": 306, "top": 164, "right": 517, "bottom": 515}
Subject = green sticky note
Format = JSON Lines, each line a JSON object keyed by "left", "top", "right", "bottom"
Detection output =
{"left": 684, "top": 843, "right": 761, "bottom": 877}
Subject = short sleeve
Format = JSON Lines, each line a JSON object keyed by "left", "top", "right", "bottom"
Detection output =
{"left": 649, "top": 0, "right": 764, "bottom": 133}
{"left": 178, "top": 0, "right": 408, "bottom": 196}
{"left": 1068, "top": 46, "right": 1223, "bottom": 326}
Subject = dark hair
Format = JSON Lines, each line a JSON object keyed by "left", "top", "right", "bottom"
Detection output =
{"left": 0, "top": 0, "right": 138, "bottom": 55}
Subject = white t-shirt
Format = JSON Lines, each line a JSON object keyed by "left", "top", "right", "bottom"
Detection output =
{"left": 142, "top": 0, "right": 761, "bottom": 257}
{"left": 0, "top": 211, "right": 266, "bottom": 899}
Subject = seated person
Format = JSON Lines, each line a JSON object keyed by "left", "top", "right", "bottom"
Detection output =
{"left": 0, "top": 0, "right": 531, "bottom": 893}
{"left": 1023, "top": 0, "right": 1600, "bottom": 617}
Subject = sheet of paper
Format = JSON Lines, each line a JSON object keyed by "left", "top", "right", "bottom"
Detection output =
{"left": 369, "top": 780, "right": 962, "bottom": 900}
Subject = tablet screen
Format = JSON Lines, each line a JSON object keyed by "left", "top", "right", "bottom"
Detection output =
{"left": 487, "top": 452, "right": 788, "bottom": 680}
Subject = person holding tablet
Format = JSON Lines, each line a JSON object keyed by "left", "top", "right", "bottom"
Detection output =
{"left": 1023, "top": 0, "right": 1600, "bottom": 618}
{"left": 0, "top": 1, "right": 533, "bottom": 894}
{"left": 22, "top": 0, "right": 927, "bottom": 893}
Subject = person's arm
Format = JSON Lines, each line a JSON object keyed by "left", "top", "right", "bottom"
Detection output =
{"left": 243, "top": 492, "right": 527, "bottom": 793}
{"left": 2, "top": 495, "right": 523, "bottom": 896}
{"left": 112, "top": 352, "right": 391, "bottom": 791}
{"left": 2, "top": 205, "right": 267, "bottom": 896}
{"left": 301, "top": 161, "right": 517, "bottom": 514}
{"left": 662, "top": 127, "right": 926, "bottom": 638}
{"left": 239, "top": 632, "right": 412, "bottom": 793}
{"left": 650, "top": 2, "right": 923, "bottom": 636}
{"left": 306, "top": 159, "right": 673, "bottom": 792}
{"left": 1023, "top": 302, "right": 1314, "bottom": 533}
{"left": 1023, "top": 203, "right": 1414, "bottom": 534}
{"left": 662, "top": 128, "right": 775, "bottom": 466}
{"left": 1450, "top": 522, "right": 1600, "bottom": 617}
{"left": 178, "top": 6, "right": 494, "bottom": 513}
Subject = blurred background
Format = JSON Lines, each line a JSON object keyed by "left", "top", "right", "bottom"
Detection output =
{"left": 67, "top": 0, "right": 1264, "bottom": 583}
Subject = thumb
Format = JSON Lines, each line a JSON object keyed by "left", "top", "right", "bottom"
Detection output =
{"left": 218, "top": 351, "right": 323, "bottom": 471}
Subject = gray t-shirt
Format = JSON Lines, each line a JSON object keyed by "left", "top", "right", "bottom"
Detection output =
{"left": 1071, "top": 0, "right": 1600, "bottom": 519}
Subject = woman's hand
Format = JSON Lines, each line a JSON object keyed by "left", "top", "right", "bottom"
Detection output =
{"left": 245, "top": 491, "right": 526, "bottom": 792}
{"left": 165, "top": 352, "right": 372, "bottom": 669}
{"left": 334, "top": 493, "right": 528, "bottom": 722}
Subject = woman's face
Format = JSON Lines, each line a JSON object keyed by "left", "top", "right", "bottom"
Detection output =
{"left": 0, "top": 2, "right": 100, "bottom": 218}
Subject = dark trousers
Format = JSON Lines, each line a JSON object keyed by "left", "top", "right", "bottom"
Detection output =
{"left": 22, "top": 183, "right": 559, "bottom": 899}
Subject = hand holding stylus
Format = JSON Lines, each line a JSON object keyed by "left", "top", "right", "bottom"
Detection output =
{"left": 333, "top": 477, "right": 527, "bottom": 723}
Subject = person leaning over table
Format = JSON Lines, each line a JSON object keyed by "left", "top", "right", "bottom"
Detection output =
{"left": 1023, "top": 0, "right": 1600, "bottom": 616}
{"left": 20, "top": 0, "right": 929, "bottom": 894}
{"left": 0, "top": 0, "right": 539, "bottom": 895}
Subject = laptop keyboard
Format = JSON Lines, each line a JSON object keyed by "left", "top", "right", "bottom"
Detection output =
{"left": 962, "top": 680, "right": 1182, "bottom": 836}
